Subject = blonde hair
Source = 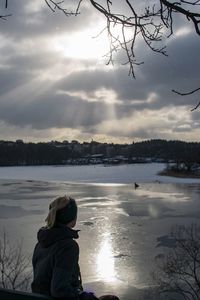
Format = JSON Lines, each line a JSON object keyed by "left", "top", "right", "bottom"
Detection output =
{"left": 45, "top": 195, "right": 71, "bottom": 228}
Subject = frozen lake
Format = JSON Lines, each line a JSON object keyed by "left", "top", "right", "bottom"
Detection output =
{"left": 0, "top": 163, "right": 200, "bottom": 184}
{"left": 0, "top": 164, "right": 200, "bottom": 299}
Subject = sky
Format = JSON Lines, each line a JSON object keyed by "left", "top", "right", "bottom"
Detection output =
{"left": 0, "top": 0, "right": 200, "bottom": 144}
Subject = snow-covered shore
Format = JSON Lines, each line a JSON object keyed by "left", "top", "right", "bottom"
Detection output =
{"left": 0, "top": 163, "right": 200, "bottom": 184}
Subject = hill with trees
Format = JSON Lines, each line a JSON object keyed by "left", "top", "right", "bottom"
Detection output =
{"left": 0, "top": 139, "right": 199, "bottom": 175}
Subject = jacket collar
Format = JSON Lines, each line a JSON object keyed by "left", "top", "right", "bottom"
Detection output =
{"left": 37, "top": 223, "right": 79, "bottom": 248}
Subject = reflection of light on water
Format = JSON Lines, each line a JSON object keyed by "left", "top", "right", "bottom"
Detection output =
{"left": 136, "top": 190, "right": 190, "bottom": 202}
{"left": 97, "top": 234, "right": 117, "bottom": 282}
{"left": 90, "top": 183, "right": 126, "bottom": 187}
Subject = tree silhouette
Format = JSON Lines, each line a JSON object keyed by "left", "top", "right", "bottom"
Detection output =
{"left": 0, "top": 232, "right": 31, "bottom": 291}
{"left": 154, "top": 224, "right": 200, "bottom": 300}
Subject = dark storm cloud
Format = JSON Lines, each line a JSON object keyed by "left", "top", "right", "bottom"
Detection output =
{"left": 0, "top": 46, "right": 58, "bottom": 98}
{"left": 0, "top": 0, "right": 98, "bottom": 40}
{"left": 57, "top": 30, "right": 200, "bottom": 110}
{"left": 3, "top": 51, "right": 57, "bottom": 71}
{"left": 57, "top": 68, "right": 151, "bottom": 103}
{"left": 141, "top": 33, "right": 200, "bottom": 95}
{"left": 0, "top": 90, "right": 119, "bottom": 129}
{"left": 0, "top": 33, "right": 199, "bottom": 132}
{"left": 0, "top": 67, "right": 32, "bottom": 96}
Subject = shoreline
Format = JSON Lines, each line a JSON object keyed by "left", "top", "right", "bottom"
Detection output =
{"left": 159, "top": 170, "right": 200, "bottom": 179}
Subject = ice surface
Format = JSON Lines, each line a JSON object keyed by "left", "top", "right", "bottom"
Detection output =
{"left": 0, "top": 163, "right": 200, "bottom": 184}
{"left": 0, "top": 164, "right": 200, "bottom": 300}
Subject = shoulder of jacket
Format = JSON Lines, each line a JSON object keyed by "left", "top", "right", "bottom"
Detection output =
{"left": 56, "top": 238, "right": 79, "bottom": 252}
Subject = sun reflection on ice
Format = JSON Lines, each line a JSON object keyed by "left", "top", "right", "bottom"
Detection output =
{"left": 96, "top": 233, "right": 117, "bottom": 282}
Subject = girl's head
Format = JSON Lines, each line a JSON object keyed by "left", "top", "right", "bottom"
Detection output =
{"left": 45, "top": 195, "right": 77, "bottom": 229}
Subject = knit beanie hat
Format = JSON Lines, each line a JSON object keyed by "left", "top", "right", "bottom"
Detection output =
{"left": 55, "top": 198, "right": 77, "bottom": 224}
{"left": 46, "top": 196, "right": 78, "bottom": 228}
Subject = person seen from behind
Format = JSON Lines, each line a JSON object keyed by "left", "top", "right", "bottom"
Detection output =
{"left": 31, "top": 195, "right": 119, "bottom": 300}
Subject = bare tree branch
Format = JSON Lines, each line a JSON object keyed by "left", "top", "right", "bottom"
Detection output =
{"left": 0, "top": 13, "right": 11, "bottom": 20}
{"left": 161, "top": 0, "right": 200, "bottom": 35}
{"left": 44, "top": 0, "right": 80, "bottom": 16}
{"left": 173, "top": 87, "right": 200, "bottom": 96}
{"left": 191, "top": 102, "right": 200, "bottom": 111}
{"left": 0, "top": 231, "right": 31, "bottom": 291}
{"left": 172, "top": 88, "right": 200, "bottom": 111}
{"left": 154, "top": 224, "right": 200, "bottom": 300}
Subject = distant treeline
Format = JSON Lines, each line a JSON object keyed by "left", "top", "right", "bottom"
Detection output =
{"left": 0, "top": 139, "right": 199, "bottom": 166}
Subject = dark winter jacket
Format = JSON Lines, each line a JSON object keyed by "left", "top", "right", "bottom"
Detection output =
{"left": 31, "top": 224, "right": 82, "bottom": 300}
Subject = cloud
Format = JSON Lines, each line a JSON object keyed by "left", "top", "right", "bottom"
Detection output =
{"left": 57, "top": 29, "right": 200, "bottom": 109}
{"left": 0, "top": 87, "right": 118, "bottom": 129}
{"left": 0, "top": 0, "right": 98, "bottom": 40}
{"left": 0, "top": 0, "right": 199, "bottom": 142}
